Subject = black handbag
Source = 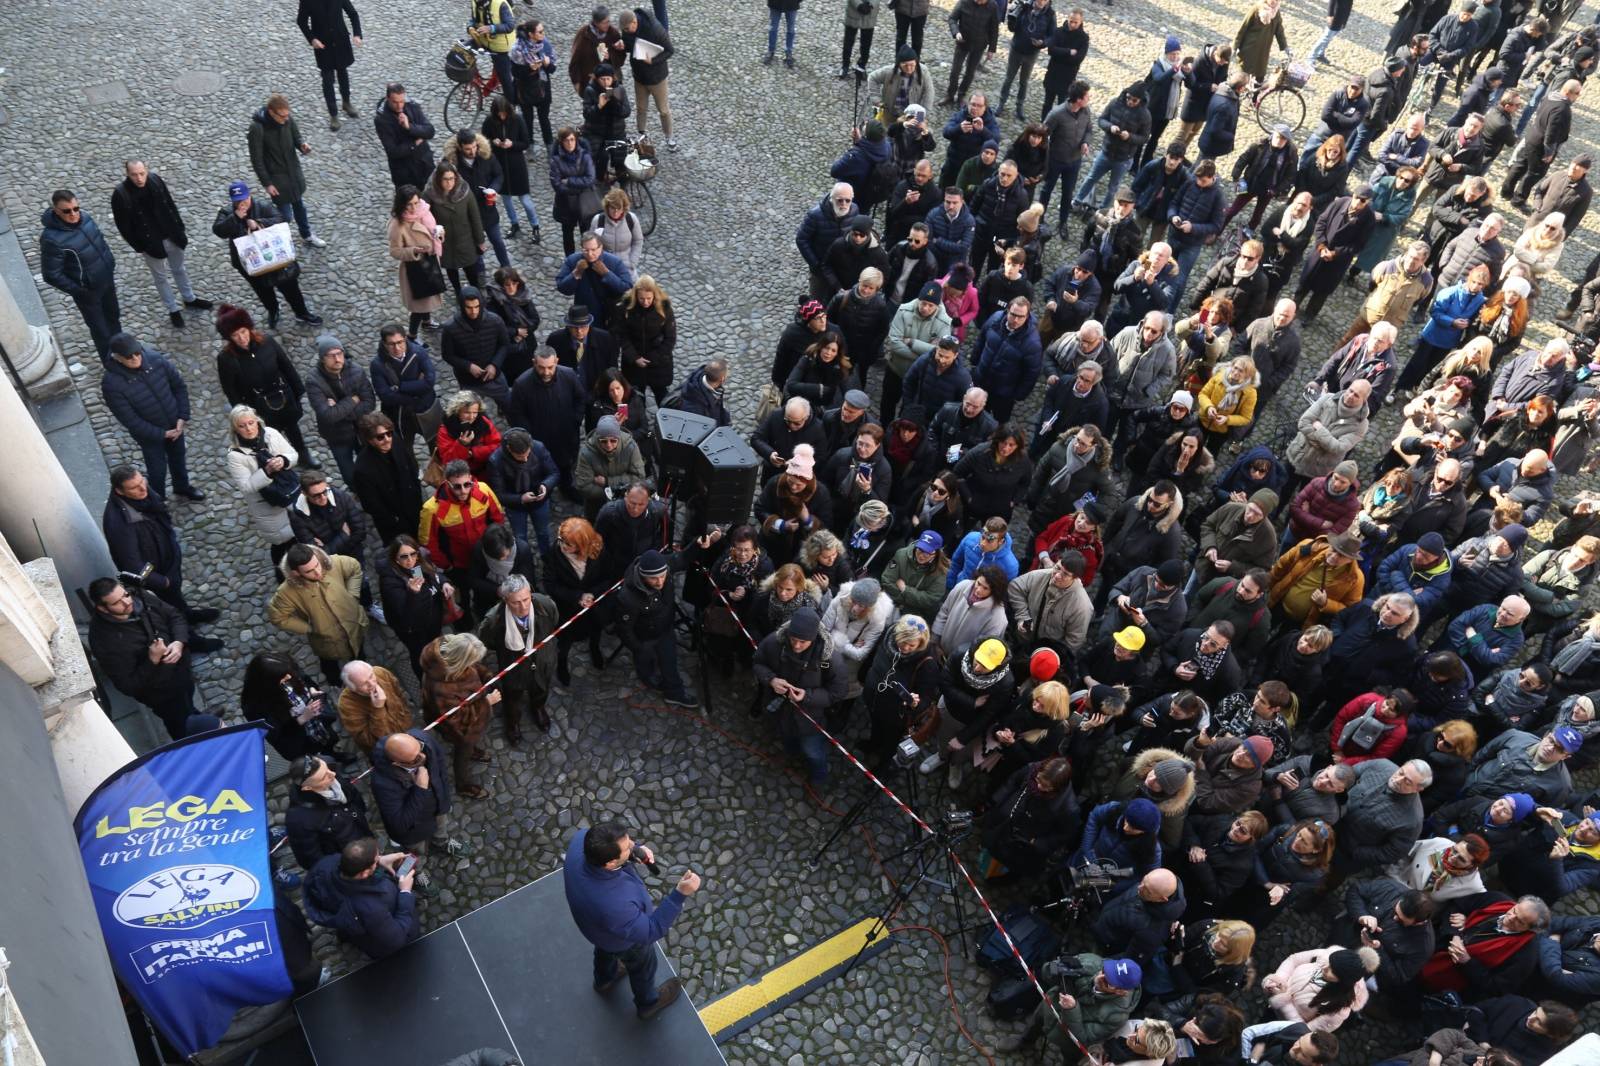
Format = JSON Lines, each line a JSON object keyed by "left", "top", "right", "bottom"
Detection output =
{"left": 405, "top": 254, "right": 448, "bottom": 299}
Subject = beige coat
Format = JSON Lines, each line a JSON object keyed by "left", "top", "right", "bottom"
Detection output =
{"left": 267, "top": 548, "right": 369, "bottom": 660}
{"left": 388, "top": 215, "right": 445, "bottom": 315}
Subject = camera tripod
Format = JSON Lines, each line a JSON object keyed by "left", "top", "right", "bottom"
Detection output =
{"left": 809, "top": 763, "right": 975, "bottom": 967}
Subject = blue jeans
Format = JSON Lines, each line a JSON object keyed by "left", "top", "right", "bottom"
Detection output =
{"left": 1308, "top": 25, "right": 1338, "bottom": 60}
{"left": 1072, "top": 151, "right": 1130, "bottom": 210}
{"left": 1518, "top": 80, "right": 1548, "bottom": 135}
{"left": 483, "top": 215, "right": 511, "bottom": 268}
{"left": 502, "top": 194, "right": 540, "bottom": 229}
{"left": 327, "top": 441, "right": 358, "bottom": 489}
{"left": 768, "top": 9, "right": 797, "bottom": 56}
{"left": 282, "top": 198, "right": 313, "bottom": 239}
{"left": 593, "top": 941, "right": 660, "bottom": 1012}
{"left": 1170, "top": 240, "right": 1205, "bottom": 305}
{"left": 138, "top": 434, "right": 194, "bottom": 498}
{"left": 786, "top": 730, "right": 830, "bottom": 784}
{"left": 507, "top": 502, "right": 554, "bottom": 554}
{"left": 634, "top": 630, "right": 688, "bottom": 701}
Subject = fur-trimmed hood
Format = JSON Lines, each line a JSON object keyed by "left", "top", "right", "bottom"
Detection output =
{"left": 1126, "top": 745, "right": 1196, "bottom": 817}
{"left": 278, "top": 543, "right": 334, "bottom": 582}
{"left": 1053, "top": 425, "right": 1114, "bottom": 470}
{"left": 442, "top": 133, "right": 495, "bottom": 169}
{"left": 1369, "top": 593, "right": 1421, "bottom": 640}
{"left": 1128, "top": 484, "right": 1185, "bottom": 534}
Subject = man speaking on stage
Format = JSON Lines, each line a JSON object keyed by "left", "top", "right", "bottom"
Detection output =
{"left": 563, "top": 820, "right": 702, "bottom": 1020}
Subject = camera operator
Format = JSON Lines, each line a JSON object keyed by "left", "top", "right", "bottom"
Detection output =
{"left": 1000, "top": 953, "right": 1144, "bottom": 1057}
{"left": 860, "top": 615, "right": 942, "bottom": 768}
{"left": 563, "top": 820, "right": 700, "bottom": 1021}
{"left": 753, "top": 605, "right": 849, "bottom": 785}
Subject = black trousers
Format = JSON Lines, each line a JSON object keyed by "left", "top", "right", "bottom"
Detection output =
{"left": 1501, "top": 142, "right": 1552, "bottom": 202}
{"left": 842, "top": 26, "right": 874, "bottom": 72}
{"left": 248, "top": 275, "right": 310, "bottom": 319}
{"left": 894, "top": 12, "right": 926, "bottom": 56}
{"left": 319, "top": 66, "right": 351, "bottom": 116}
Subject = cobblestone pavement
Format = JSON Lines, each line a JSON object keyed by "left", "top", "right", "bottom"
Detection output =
{"left": 2, "top": 0, "right": 1599, "bottom": 1060}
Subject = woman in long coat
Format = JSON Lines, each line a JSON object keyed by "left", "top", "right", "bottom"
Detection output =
{"left": 296, "top": 0, "right": 362, "bottom": 128}
{"left": 388, "top": 185, "right": 445, "bottom": 339}
{"left": 423, "top": 163, "right": 486, "bottom": 299}
{"left": 1233, "top": 0, "right": 1289, "bottom": 81}
{"left": 420, "top": 633, "right": 497, "bottom": 799}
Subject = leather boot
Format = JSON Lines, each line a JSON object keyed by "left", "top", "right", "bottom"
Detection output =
{"left": 503, "top": 703, "right": 523, "bottom": 747}
{"left": 557, "top": 646, "right": 572, "bottom": 687}
{"left": 533, "top": 702, "right": 552, "bottom": 733}
{"left": 589, "top": 634, "right": 606, "bottom": 669}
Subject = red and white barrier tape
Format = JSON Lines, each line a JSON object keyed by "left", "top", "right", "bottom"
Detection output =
{"left": 696, "top": 566, "right": 1095, "bottom": 1062}
{"left": 351, "top": 578, "right": 625, "bottom": 781}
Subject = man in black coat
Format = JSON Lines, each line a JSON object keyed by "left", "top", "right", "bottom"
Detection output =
{"left": 595, "top": 485, "right": 668, "bottom": 579}
{"left": 1332, "top": 880, "right": 1436, "bottom": 993}
{"left": 1080, "top": 188, "right": 1141, "bottom": 318}
{"left": 612, "top": 547, "right": 699, "bottom": 708}
{"left": 884, "top": 159, "right": 940, "bottom": 245}
{"left": 1502, "top": 79, "right": 1581, "bottom": 207}
{"left": 883, "top": 224, "right": 939, "bottom": 306}
{"left": 476, "top": 573, "right": 559, "bottom": 742}
{"left": 102, "top": 464, "right": 223, "bottom": 634}
{"left": 751, "top": 396, "right": 829, "bottom": 473}
{"left": 752, "top": 606, "right": 849, "bottom": 784}
{"left": 369, "top": 728, "right": 469, "bottom": 855}
{"left": 1190, "top": 240, "right": 1269, "bottom": 326}
{"left": 1293, "top": 188, "right": 1377, "bottom": 320}
{"left": 441, "top": 286, "right": 513, "bottom": 409}
{"left": 351, "top": 412, "right": 424, "bottom": 546}
{"left": 100, "top": 333, "right": 201, "bottom": 501}
{"left": 673, "top": 361, "right": 732, "bottom": 427}
{"left": 969, "top": 159, "right": 1032, "bottom": 273}
{"left": 1091, "top": 868, "right": 1186, "bottom": 963}
{"left": 508, "top": 349, "right": 588, "bottom": 494}
{"left": 373, "top": 83, "right": 437, "bottom": 189}
{"left": 290, "top": 471, "right": 372, "bottom": 558}
{"left": 1157, "top": 623, "right": 1242, "bottom": 705}
{"left": 284, "top": 755, "right": 374, "bottom": 871}
{"left": 108, "top": 161, "right": 213, "bottom": 327}
{"left": 546, "top": 304, "right": 619, "bottom": 395}
{"left": 1529, "top": 154, "right": 1593, "bottom": 235}
{"left": 86, "top": 576, "right": 207, "bottom": 739}
{"left": 301, "top": 837, "right": 420, "bottom": 959}
{"left": 824, "top": 217, "right": 892, "bottom": 298}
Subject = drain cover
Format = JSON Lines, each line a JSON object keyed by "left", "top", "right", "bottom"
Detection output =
{"left": 83, "top": 82, "right": 131, "bottom": 106}
{"left": 174, "top": 71, "right": 224, "bottom": 97}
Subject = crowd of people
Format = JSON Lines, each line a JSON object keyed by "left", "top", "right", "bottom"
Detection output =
{"left": 42, "top": 0, "right": 1600, "bottom": 1057}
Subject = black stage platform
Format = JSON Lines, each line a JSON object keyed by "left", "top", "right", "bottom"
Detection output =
{"left": 297, "top": 871, "right": 725, "bottom": 1066}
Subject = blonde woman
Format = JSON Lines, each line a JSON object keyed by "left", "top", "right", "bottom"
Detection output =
{"left": 388, "top": 184, "right": 446, "bottom": 338}
{"left": 420, "top": 632, "right": 499, "bottom": 799}
{"left": 615, "top": 274, "right": 677, "bottom": 402}
{"left": 1197, "top": 355, "right": 1260, "bottom": 450}
{"left": 1507, "top": 213, "right": 1566, "bottom": 284}
{"left": 590, "top": 186, "right": 643, "bottom": 275}
{"left": 225, "top": 404, "right": 300, "bottom": 579}
{"left": 1418, "top": 335, "right": 1495, "bottom": 421}
{"left": 1234, "top": 0, "right": 1289, "bottom": 82}
{"left": 1168, "top": 916, "right": 1258, "bottom": 995}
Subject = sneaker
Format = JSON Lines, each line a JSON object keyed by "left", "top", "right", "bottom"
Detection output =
{"left": 918, "top": 752, "right": 945, "bottom": 774}
{"left": 637, "top": 978, "right": 683, "bottom": 1020}
{"left": 946, "top": 761, "right": 964, "bottom": 790}
{"left": 305, "top": 234, "right": 328, "bottom": 248}
{"left": 368, "top": 602, "right": 388, "bottom": 625}
{"left": 442, "top": 837, "right": 476, "bottom": 858}
{"left": 269, "top": 825, "right": 288, "bottom": 845}
{"left": 272, "top": 866, "right": 302, "bottom": 888}
{"left": 836, "top": 68, "right": 850, "bottom": 80}
{"left": 663, "top": 693, "right": 700, "bottom": 709}
{"left": 411, "top": 870, "right": 441, "bottom": 898}
{"left": 530, "top": 225, "right": 542, "bottom": 243}
{"left": 184, "top": 297, "right": 214, "bottom": 310}
{"left": 169, "top": 310, "right": 185, "bottom": 328}
{"left": 665, "top": 139, "right": 678, "bottom": 152}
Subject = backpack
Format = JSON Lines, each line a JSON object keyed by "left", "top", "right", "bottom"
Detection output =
{"left": 976, "top": 905, "right": 1059, "bottom": 979}
{"left": 864, "top": 154, "right": 902, "bottom": 206}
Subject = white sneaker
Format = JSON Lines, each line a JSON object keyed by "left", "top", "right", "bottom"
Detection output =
{"left": 305, "top": 234, "right": 328, "bottom": 248}
{"left": 918, "top": 752, "right": 945, "bottom": 774}
{"left": 946, "top": 761, "right": 964, "bottom": 790}
{"left": 666, "top": 139, "right": 679, "bottom": 152}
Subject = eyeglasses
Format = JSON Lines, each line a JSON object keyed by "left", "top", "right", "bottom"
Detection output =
{"left": 448, "top": 480, "right": 473, "bottom": 491}
{"left": 383, "top": 339, "right": 408, "bottom": 349}
{"left": 1238, "top": 252, "right": 1259, "bottom": 262}
{"left": 370, "top": 430, "right": 393, "bottom": 440}
{"left": 307, "top": 489, "right": 330, "bottom": 500}
{"left": 928, "top": 485, "right": 949, "bottom": 497}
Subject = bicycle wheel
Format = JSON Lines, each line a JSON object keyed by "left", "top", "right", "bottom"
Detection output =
{"left": 1256, "top": 87, "right": 1307, "bottom": 135}
{"left": 627, "top": 179, "right": 658, "bottom": 237}
{"left": 444, "top": 81, "right": 485, "bottom": 131}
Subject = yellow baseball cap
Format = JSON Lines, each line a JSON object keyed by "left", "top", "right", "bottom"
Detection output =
{"left": 973, "top": 639, "right": 1008, "bottom": 671}
{"left": 1113, "top": 627, "right": 1147, "bottom": 651}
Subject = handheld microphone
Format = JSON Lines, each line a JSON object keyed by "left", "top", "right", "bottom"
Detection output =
{"left": 631, "top": 851, "right": 660, "bottom": 876}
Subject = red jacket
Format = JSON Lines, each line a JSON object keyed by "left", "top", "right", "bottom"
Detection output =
{"left": 418, "top": 482, "right": 506, "bottom": 570}
{"left": 1287, "top": 476, "right": 1362, "bottom": 542}
{"left": 1329, "top": 692, "right": 1409, "bottom": 765}
{"left": 435, "top": 416, "right": 503, "bottom": 474}
{"left": 1030, "top": 514, "right": 1103, "bottom": 587}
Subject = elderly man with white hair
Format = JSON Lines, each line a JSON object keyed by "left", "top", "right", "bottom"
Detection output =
{"left": 1105, "top": 241, "right": 1179, "bottom": 336}
{"left": 1239, "top": 297, "right": 1301, "bottom": 402}
{"left": 1488, "top": 338, "right": 1574, "bottom": 420}
{"left": 1329, "top": 757, "right": 1430, "bottom": 881}
{"left": 336, "top": 660, "right": 416, "bottom": 754}
{"left": 929, "top": 385, "right": 998, "bottom": 462}
{"left": 1474, "top": 447, "right": 1557, "bottom": 525}
{"left": 1280, "top": 379, "right": 1372, "bottom": 510}
{"left": 795, "top": 181, "right": 860, "bottom": 300}
{"left": 1315, "top": 320, "right": 1399, "bottom": 408}
{"left": 751, "top": 395, "right": 828, "bottom": 471}
{"left": 1437, "top": 593, "right": 1531, "bottom": 674}
{"left": 1044, "top": 318, "right": 1108, "bottom": 384}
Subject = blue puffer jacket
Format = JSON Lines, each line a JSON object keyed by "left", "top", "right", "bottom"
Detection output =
{"left": 1130, "top": 157, "right": 1191, "bottom": 221}
{"left": 1165, "top": 177, "right": 1226, "bottom": 248}
{"left": 971, "top": 307, "right": 1042, "bottom": 404}
{"left": 1419, "top": 282, "right": 1487, "bottom": 349}
{"left": 829, "top": 136, "right": 893, "bottom": 191}
{"left": 796, "top": 193, "right": 861, "bottom": 269}
{"left": 101, "top": 347, "right": 189, "bottom": 444}
{"left": 923, "top": 203, "right": 976, "bottom": 272}
{"left": 942, "top": 107, "right": 1002, "bottom": 167}
{"left": 902, "top": 349, "right": 974, "bottom": 414}
{"left": 1375, "top": 542, "right": 1454, "bottom": 619}
{"left": 1197, "top": 88, "right": 1242, "bottom": 160}
{"left": 301, "top": 853, "right": 419, "bottom": 959}
{"left": 39, "top": 207, "right": 116, "bottom": 296}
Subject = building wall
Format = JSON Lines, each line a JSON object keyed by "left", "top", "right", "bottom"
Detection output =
{"left": 0, "top": 660, "right": 138, "bottom": 1064}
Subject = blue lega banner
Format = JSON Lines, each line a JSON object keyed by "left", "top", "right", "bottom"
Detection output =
{"left": 74, "top": 722, "right": 294, "bottom": 1057}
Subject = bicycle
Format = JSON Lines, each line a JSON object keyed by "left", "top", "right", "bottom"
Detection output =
{"left": 601, "top": 133, "right": 660, "bottom": 237}
{"left": 1248, "top": 54, "right": 1312, "bottom": 135}
{"left": 442, "top": 41, "right": 499, "bottom": 131}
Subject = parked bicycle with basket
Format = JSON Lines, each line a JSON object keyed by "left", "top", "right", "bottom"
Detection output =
{"left": 1248, "top": 55, "right": 1311, "bottom": 134}
{"left": 443, "top": 41, "right": 498, "bottom": 130}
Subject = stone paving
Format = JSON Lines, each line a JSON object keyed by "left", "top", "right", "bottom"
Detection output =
{"left": 2, "top": 0, "right": 1599, "bottom": 1060}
